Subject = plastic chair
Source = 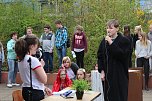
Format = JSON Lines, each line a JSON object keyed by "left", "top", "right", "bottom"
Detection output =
{"left": 12, "top": 90, "right": 24, "bottom": 101}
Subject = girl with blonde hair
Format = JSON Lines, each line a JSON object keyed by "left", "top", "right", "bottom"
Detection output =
{"left": 76, "top": 68, "right": 86, "bottom": 80}
{"left": 61, "top": 56, "right": 79, "bottom": 80}
{"left": 132, "top": 25, "right": 143, "bottom": 49}
{"left": 135, "top": 32, "right": 152, "bottom": 90}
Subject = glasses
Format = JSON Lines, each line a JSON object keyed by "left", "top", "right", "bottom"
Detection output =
{"left": 60, "top": 74, "right": 66, "bottom": 76}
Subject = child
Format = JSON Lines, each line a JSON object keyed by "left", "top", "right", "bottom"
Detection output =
{"left": 7, "top": 32, "right": 19, "bottom": 88}
{"left": 52, "top": 69, "right": 72, "bottom": 92}
{"left": 133, "top": 25, "right": 143, "bottom": 49}
{"left": 123, "top": 25, "right": 133, "bottom": 68}
{"left": 55, "top": 20, "right": 68, "bottom": 66}
{"left": 20, "top": 27, "right": 34, "bottom": 39}
{"left": 0, "top": 41, "right": 4, "bottom": 83}
{"left": 39, "top": 25, "right": 55, "bottom": 73}
{"left": 135, "top": 32, "right": 151, "bottom": 90}
{"left": 15, "top": 35, "right": 51, "bottom": 101}
{"left": 77, "top": 68, "right": 86, "bottom": 80}
{"left": 71, "top": 25, "right": 87, "bottom": 68}
{"left": 61, "top": 56, "right": 79, "bottom": 80}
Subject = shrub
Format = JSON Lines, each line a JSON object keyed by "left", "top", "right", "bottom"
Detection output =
{"left": 0, "top": 0, "right": 148, "bottom": 72}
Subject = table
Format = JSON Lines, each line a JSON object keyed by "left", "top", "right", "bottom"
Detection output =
{"left": 41, "top": 91, "right": 101, "bottom": 101}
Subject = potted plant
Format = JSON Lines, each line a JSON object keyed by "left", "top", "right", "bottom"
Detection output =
{"left": 72, "top": 79, "right": 89, "bottom": 100}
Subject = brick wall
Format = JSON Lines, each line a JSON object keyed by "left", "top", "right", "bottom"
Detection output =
{"left": 1, "top": 71, "right": 152, "bottom": 89}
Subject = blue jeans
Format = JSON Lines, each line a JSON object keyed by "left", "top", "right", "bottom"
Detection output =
{"left": 7, "top": 59, "right": 18, "bottom": 84}
{"left": 57, "top": 46, "right": 67, "bottom": 66}
{"left": 43, "top": 52, "right": 53, "bottom": 73}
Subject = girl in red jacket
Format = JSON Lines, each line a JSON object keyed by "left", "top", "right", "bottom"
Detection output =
{"left": 52, "top": 69, "right": 72, "bottom": 92}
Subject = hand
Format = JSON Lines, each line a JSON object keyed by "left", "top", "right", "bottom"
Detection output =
{"left": 40, "top": 59, "right": 45, "bottom": 67}
{"left": 101, "top": 70, "right": 105, "bottom": 81}
{"left": 105, "top": 36, "right": 112, "bottom": 45}
{"left": 50, "top": 49, "right": 53, "bottom": 53}
{"left": 61, "top": 64, "right": 65, "bottom": 69}
{"left": 136, "top": 55, "right": 139, "bottom": 58}
{"left": 45, "top": 87, "right": 52, "bottom": 96}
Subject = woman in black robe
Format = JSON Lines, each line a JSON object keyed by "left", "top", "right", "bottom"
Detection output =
{"left": 97, "top": 19, "right": 130, "bottom": 101}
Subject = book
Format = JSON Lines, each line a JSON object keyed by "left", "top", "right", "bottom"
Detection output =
{"left": 52, "top": 89, "right": 76, "bottom": 97}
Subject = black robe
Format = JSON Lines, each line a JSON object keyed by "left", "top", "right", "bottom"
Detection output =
{"left": 97, "top": 33, "right": 130, "bottom": 101}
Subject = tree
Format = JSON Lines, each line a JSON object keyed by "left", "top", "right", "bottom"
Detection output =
{"left": 0, "top": 0, "right": 143, "bottom": 71}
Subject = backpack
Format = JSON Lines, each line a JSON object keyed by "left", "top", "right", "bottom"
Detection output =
{"left": 66, "top": 37, "right": 70, "bottom": 48}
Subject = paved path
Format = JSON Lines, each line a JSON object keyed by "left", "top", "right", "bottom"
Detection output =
{"left": 0, "top": 84, "right": 52, "bottom": 101}
{"left": 0, "top": 83, "right": 152, "bottom": 101}
{"left": 143, "top": 90, "right": 152, "bottom": 101}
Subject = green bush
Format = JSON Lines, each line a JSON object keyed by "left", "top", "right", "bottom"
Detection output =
{"left": 0, "top": 0, "right": 147, "bottom": 72}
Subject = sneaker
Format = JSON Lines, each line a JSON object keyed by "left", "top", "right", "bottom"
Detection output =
{"left": 12, "top": 83, "right": 20, "bottom": 86}
{"left": 7, "top": 84, "right": 13, "bottom": 88}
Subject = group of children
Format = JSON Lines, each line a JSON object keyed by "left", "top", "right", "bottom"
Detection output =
{"left": 1, "top": 19, "right": 152, "bottom": 101}
{"left": 52, "top": 67, "right": 86, "bottom": 92}
{"left": 12, "top": 32, "right": 88, "bottom": 101}
{"left": 0, "top": 20, "right": 88, "bottom": 88}
{"left": 124, "top": 24, "right": 152, "bottom": 91}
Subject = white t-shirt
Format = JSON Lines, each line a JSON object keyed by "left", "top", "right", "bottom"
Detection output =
{"left": 18, "top": 55, "right": 44, "bottom": 91}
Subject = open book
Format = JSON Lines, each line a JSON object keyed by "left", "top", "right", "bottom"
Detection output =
{"left": 52, "top": 89, "right": 76, "bottom": 98}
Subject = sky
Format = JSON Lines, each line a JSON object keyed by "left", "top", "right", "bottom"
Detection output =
{"left": 139, "top": 0, "right": 152, "bottom": 11}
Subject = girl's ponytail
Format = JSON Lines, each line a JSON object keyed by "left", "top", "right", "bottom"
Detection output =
{"left": 15, "top": 38, "right": 28, "bottom": 61}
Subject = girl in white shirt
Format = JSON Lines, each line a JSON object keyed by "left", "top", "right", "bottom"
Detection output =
{"left": 135, "top": 32, "right": 151, "bottom": 90}
{"left": 15, "top": 35, "right": 51, "bottom": 101}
